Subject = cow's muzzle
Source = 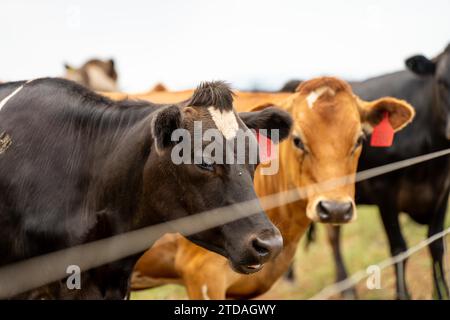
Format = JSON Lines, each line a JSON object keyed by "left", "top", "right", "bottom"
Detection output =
{"left": 230, "top": 227, "right": 283, "bottom": 274}
{"left": 316, "top": 200, "right": 354, "bottom": 224}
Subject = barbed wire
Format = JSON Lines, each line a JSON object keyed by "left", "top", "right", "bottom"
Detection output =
{"left": 0, "top": 148, "right": 449, "bottom": 298}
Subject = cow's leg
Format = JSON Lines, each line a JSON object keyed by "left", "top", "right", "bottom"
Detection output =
{"left": 284, "top": 264, "right": 295, "bottom": 281}
{"left": 378, "top": 202, "right": 410, "bottom": 300}
{"left": 326, "top": 225, "right": 357, "bottom": 299}
{"left": 428, "top": 203, "right": 449, "bottom": 300}
{"left": 184, "top": 276, "right": 227, "bottom": 300}
{"left": 182, "top": 266, "right": 228, "bottom": 300}
{"left": 284, "top": 223, "right": 317, "bottom": 282}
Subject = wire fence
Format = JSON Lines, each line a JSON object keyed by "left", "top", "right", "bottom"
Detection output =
{"left": 308, "top": 225, "right": 450, "bottom": 300}
{"left": 0, "top": 148, "right": 449, "bottom": 299}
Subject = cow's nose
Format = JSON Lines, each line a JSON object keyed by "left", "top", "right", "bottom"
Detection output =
{"left": 250, "top": 232, "right": 283, "bottom": 263}
{"left": 316, "top": 200, "right": 353, "bottom": 223}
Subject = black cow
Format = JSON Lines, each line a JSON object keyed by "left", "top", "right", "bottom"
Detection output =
{"left": 0, "top": 78, "right": 292, "bottom": 299}
{"left": 282, "top": 44, "right": 450, "bottom": 299}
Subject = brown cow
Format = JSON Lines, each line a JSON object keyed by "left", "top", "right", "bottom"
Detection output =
{"left": 64, "top": 58, "right": 118, "bottom": 92}
{"left": 105, "top": 77, "right": 415, "bottom": 299}
{"left": 103, "top": 82, "right": 168, "bottom": 101}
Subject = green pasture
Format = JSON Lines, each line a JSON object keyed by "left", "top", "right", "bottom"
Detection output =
{"left": 131, "top": 205, "right": 450, "bottom": 300}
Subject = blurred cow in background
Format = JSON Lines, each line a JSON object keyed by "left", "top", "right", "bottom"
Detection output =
{"left": 150, "top": 83, "right": 168, "bottom": 92}
{"left": 64, "top": 58, "right": 118, "bottom": 92}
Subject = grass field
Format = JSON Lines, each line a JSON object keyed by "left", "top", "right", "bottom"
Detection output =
{"left": 131, "top": 205, "right": 450, "bottom": 300}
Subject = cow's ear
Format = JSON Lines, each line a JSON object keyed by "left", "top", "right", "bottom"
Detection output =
{"left": 358, "top": 97, "right": 415, "bottom": 132}
{"left": 152, "top": 105, "right": 182, "bottom": 153}
{"left": 280, "top": 80, "right": 302, "bottom": 93}
{"left": 64, "top": 63, "right": 74, "bottom": 71}
{"left": 405, "top": 55, "right": 436, "bottom": 76}
{"left": 239, "top": 104, "right": 293, "bottom": 142}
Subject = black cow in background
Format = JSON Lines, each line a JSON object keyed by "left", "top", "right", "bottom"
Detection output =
{"left": 283, "top": 43, "right": 450, "bottom": 299}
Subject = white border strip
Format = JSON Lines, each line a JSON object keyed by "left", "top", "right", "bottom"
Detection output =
{"left": 0, "top": 80, "right": 33, "bottom": 111}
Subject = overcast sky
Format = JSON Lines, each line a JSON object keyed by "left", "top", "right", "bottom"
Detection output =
{"left": 1, "top": 0, "right": 449, "bottom": 91}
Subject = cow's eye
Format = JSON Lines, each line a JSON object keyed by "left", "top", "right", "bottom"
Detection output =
{"left": 196, "top": 160, "right": 215, "bottom": 172}
{"left": 293, "top": 136, "right": 307, "bottom": 152}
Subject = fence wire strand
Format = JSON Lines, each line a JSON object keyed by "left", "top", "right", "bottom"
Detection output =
{"left": 308, "top": 225, "right": 450, "bottom": 299}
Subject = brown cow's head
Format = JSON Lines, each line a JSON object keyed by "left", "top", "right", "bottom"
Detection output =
{"left": 143, "top": 81, "right": 292, "bottom": 274}
{"left": 269, "top": 77, "right": 414, "bottom": 224}
{"left": 64, "top": 58, "right": 118, "bottom": 92}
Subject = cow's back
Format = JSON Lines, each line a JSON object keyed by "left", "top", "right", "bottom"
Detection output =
{"left": 0, "top": 80, "right": 104, "bottom": 264}
{"left": 0, "top": 79, "right": 155, "bottom": 265}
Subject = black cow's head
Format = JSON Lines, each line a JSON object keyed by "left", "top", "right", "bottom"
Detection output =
{"left": 143, "top": 81, "right": 292, "bottom": 274}
{"left": 406, "top": 44, "right": 450, "bottom": 139}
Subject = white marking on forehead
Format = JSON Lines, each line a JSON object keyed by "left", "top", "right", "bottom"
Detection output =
{"left": 306, "top": 86, "right": 335, "bottom": 109}
{"left": 201, "top": 284, "right": 210, "bottom": 300}
{"left": 0, "top": 80, "right": 33, "bottom": 111}
{"left": 207, "top": 106, "right": 239, "bottom": 140}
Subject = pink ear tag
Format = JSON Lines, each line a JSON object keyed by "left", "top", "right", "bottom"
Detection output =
{"left": 256, "top": 131, "right": 275, "bottom": 163}
{"left": 370, "top": 112, "right": 394, "bottom": 147}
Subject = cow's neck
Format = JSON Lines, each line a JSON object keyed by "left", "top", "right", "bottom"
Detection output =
{"left": 429, "top": 84, "right": 450, "bottom": 143}
{"left": 412, "top": 77, "right": 444, "bottom": 137}
{"left": 246, "top": 155, "right": 310, "bottom": 294}
{"left": 250, "top": 122, "right": 313, "bottom": 290}
{"left": 87, "top": 105, "right": 160, "bottom": 234}
{"left": 254, "top": 142, "right": 311, "bottom": 245}
{"left": 398, "top": 73, "right": 447, "bottom": 144}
